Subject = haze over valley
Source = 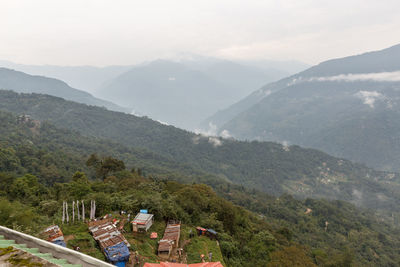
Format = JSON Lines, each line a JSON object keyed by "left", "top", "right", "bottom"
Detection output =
{"left": 2, "top": 1, "right": 400, "bottom": 266}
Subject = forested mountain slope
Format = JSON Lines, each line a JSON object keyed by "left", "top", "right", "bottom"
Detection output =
{"left": 1, "top": 112, "right": 400, "bottom": 266}
{"left": 202, "top": 44, "right": 400, "bottom": 132}
{"left": 1, "top": 90, "right": 400, "bottom": 212}
{"left": 206, "top": 44, "right": 400, "bottom": 172}
{"left": 0, "top": 68, "right": 129, "bottom": 113}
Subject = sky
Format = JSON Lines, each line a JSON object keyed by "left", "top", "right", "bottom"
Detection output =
{"left": 1, "top": 0, "right": 400, "bottom": 66}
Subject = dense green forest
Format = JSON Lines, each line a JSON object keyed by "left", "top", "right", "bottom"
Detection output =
{"left": 1, "top": 90, "right": 400, "bottom": 213}
{"left": 1, "top": 108, "right": 400, "bottom": 266}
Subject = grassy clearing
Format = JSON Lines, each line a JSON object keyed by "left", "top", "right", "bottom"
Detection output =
{"left": 61, "top": 222, "right": 105, "bottom": 261}
{"left": 185, "top": 235, "right": 225, "bottom": 265}
{"left": 124, "top": 220, "right": 166, "bottom": 263}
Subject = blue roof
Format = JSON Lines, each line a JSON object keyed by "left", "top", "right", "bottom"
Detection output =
{"left": 104, "top": 242, "right": 130, "bottom": 263}
{"left": 207, "top": 229, "right": 217, "bottom": 235}
{"left": 52, "top": 240, "right": 67, "bottom": 247}
{"left": 115, "top": 261, "right": 126, "bottom": 267}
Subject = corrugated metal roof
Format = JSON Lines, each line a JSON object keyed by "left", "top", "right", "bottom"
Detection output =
{"left": 42, "top": 225, "right": 64, "bottom": 242}
{"left": 158, "top": 223, "right": 181, "bottom": 253}
{"left": 88, "top": 218, "right": 112, "bottom": 228}
{"left": 88, "top": 218, "right": 130, "bottom": 251}
{"left": 131, "top": 213, "right": 154, "bottom": 225}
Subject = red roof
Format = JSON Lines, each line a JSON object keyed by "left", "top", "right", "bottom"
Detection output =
{"left": 150, "top": 232, "right": 158, "bottom": 239}
{"left": 143, "top": 262, "right": 224, "bottom": 267}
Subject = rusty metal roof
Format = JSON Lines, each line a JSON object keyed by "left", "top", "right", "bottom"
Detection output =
{"left": 88, "top": 218, "right": 130, "bottom": 250}
{"left": 158, "top": 223, "right": 180, "bottom": 253}
{"left": 88, "top": 218, "right": 112, "bottom": 228}
{"left": 42, "top": 225, "right": 64, "bottom": 242}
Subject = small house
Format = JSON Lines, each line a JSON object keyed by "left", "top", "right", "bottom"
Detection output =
{"left": 131, "top": 212, "right": 154, "bottom": 232}
{"left": 196, "top": 227, "right": 207, "bottom": 236}
{"left": 158, "top": 220, "right": 181, "bottom": 260}
{"left": 88, "top": 217, "right": 130, "bottom": 266}
{"left": 42, "top": 225, "right": 66, "bottom": 247}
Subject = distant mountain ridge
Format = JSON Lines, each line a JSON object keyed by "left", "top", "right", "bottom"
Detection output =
{"left": 96, "top": 59, "right": 292, "bottom": 130}
{"left": 0, "top": 58, "right": 308, "bottom": 131}
{"left": 0, "top": 60, "right": 132, "bottom": 94}
{"left": 209, "top": 43, "right": 400, "bottom": 172}
{"left": 0, "top": 67, "right": 129, "bottom": 113}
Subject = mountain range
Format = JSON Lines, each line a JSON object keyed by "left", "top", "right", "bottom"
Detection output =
{"left": 0, "top": 58, "right": 308, "bottom": 130}
{"left": 0, "top": 60, "right": 132, "bottom": 94}
{"left": 95, "top": 59, "right": 302, "bottom": 129}
{"left": 204, "top": 44, "right": 400, "bottom": 172}
{"left": 0, "top": 67, "right": 129, "bottom": 113}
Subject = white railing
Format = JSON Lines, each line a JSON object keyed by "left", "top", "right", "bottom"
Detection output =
{"left": 0, "top": 225, "right": 114, "bottom": 267}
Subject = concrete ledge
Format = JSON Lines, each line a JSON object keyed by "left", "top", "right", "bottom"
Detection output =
{"left": 0, "top": 226, "right": 114, "bottom": 267}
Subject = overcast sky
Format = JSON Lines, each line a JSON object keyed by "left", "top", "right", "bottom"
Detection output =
{"left": 1, "top": 0, "right": 400, "bottom": 66}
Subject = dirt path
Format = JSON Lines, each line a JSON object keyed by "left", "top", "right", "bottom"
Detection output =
{"left": 64, "top": 234, "right": 75, "bottom": 243}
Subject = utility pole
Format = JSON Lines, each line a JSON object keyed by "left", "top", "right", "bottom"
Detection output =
{"left": 82, "top": 200, "right": 85, "bottom": 221}
{"left": 77, "top": 200, "right": 80, "bottom": 221}
{"left": 72, "top": 201, "right": 75, "bottom": 222}
{"left": 62, "top": 201, "right": 65, "bottom": 224}
{"left": 66, "top": 202, "right": 69, "bottom": 223}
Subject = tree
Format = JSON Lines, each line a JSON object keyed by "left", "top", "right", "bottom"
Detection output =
{"left": 268, "top": 246, "right": 317, "bottom": 267}
{"left": 99, "top": 157, "right": 125, "bottom": 179}
{"left": 86, "top": 154, "right": 125, "bottom": 180}
{"left": 72, "top": 171, "right": 89, "bottom": 183}
{"left": 0, "top": 147, "right": 20, "bottom": 171}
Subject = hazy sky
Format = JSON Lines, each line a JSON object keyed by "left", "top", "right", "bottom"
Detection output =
{"left": 1, "top": 0, "right": 400, "bottom": 66}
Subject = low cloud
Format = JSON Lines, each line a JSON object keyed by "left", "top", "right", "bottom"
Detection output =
{"left": 352, "top": 189, "right": 363, "bottom": 200}
{"left": 130, "top": 110, "right": 142, "bottom": 116}
{"left": 289, "top": 71, "right": 400, "bottom": 86}
{"left": 194, "top": 122, "right": 218, "bottom": 136}
{"left": 310, "top": 71, "right": 400, "bottom": 83}
{"left": 220, "top": 129, "right": 232, "bottom": 138}
{"left": 281, "top": 140, "right": 290, "bottom": 151}
{"left": 156, "top": 119, "right": 170, "bottom": 125}
{"left": 257, "top": 89, "right": 272, "bottom": 98}
{"left": 208, "top": 136, "right": 222, "bottom": 147}
{"left": 193, "top": 123, "right": 224, "bottom": 147}
{"left": 355, "top": 90, "right": 383, "bottom": 108}
{"left": 192, "top": 135, "right": 201, "bottom": 145}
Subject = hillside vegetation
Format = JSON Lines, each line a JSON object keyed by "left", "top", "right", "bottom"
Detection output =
{"left": 207, "top": 44, "right": 400, "bottom": 172}
{"left": 1, "top": 90, "right": 400, "bottom": 213}
{"left": 1, "top": 111, "right": 400, "bottom": 266}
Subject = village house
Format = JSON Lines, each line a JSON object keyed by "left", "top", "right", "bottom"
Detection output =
{"left": 88, "top": 217, "right": 130, "bottom": 266}
{"left": 131, "top": 212, "right": 154, "bottom": 232}
{"left": 158, "top": 220, "right": 181, "bottom": 260}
